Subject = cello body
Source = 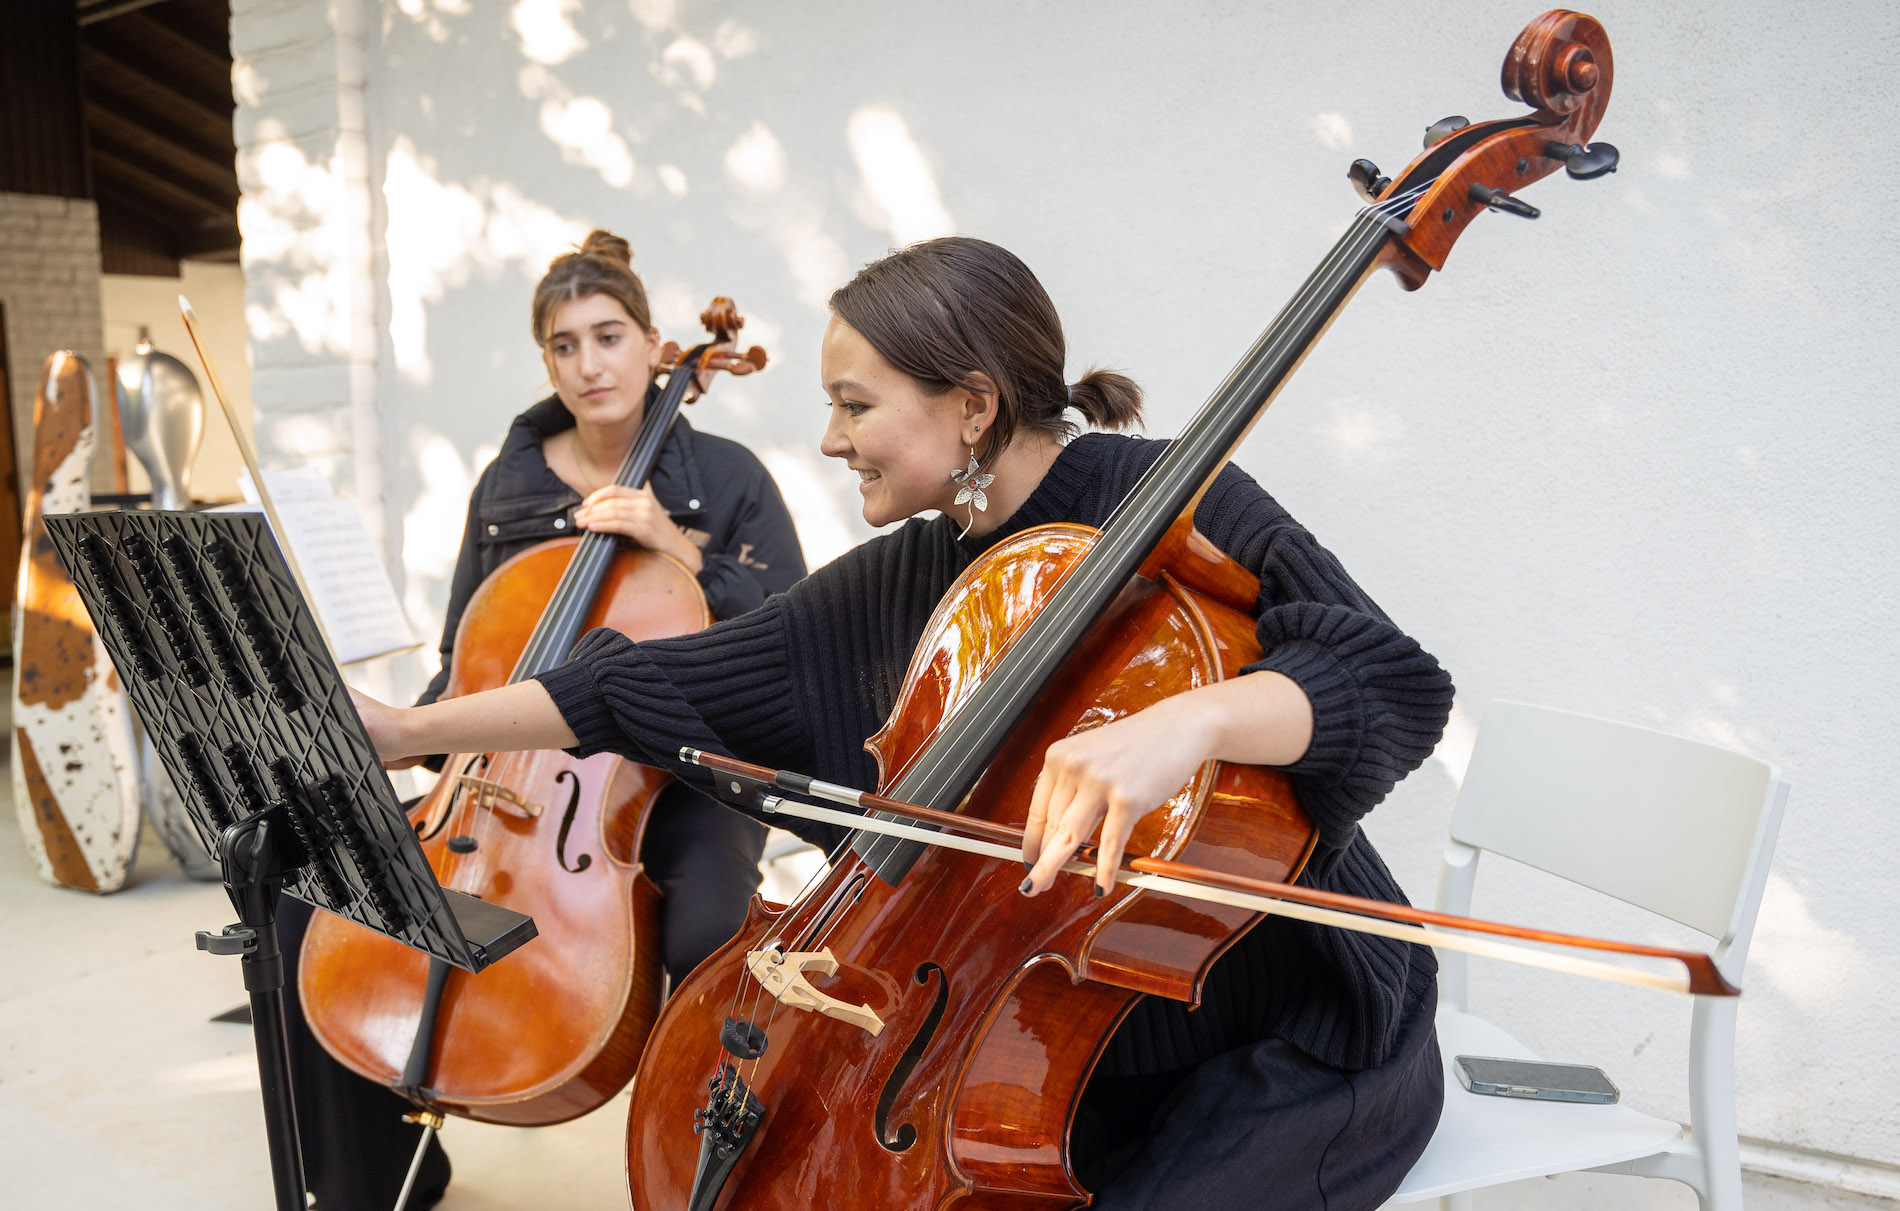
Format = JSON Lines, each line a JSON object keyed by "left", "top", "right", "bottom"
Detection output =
{"left": 627, "top": 523, "right": 1315, "bottom": 1206}
{"left": 623, "top": 13, "right": 1616, "bottom": 1202}
{"left": 302, "top": 538, "right": 708, "bottom": 1124}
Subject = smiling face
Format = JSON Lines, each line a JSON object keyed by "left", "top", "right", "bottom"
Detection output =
{"left": 820, "top": 316, "right": 991, "bottom": 528}
{"left": 542, "top": 292, "right": 663, "bottom": 432}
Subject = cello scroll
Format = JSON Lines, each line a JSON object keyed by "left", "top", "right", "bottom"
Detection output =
{"left": 1365, "top": 9, "right": 1617, "bottom": 284}
{"left": 657, "top": 297, "right": 770, "bottom": 384}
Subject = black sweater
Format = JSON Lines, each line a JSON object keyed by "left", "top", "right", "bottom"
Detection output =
{"left": 537, "top": 433, "right": 1453, "bottom": 1073}
{"left": 420, "top": 391, "right": 806, "bottom": 706}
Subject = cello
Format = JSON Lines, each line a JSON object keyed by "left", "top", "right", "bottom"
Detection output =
{"left": 299, "top": 300, "right": 766, "bottom": 1127}
{"left": 627, "top": 12, "right": 1631, "bottom": 1209}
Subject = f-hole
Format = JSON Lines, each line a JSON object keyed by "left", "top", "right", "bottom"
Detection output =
{"left": 874, "top": 962, "right": 947, "bottom": 1153}
{"left": 554, "top": 769, "right": 590, "bottom": 873}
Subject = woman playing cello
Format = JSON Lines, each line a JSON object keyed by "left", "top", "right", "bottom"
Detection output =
{"left": 353, "top": 235, "right": 1451, "bottom": 1209}
{"left": 282, "top": 228, "right": 806, "bottom": 1209}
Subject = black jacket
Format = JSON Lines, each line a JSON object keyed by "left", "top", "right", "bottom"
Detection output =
{"left": 419, "top": 391, "right": 806, "bottom": 706}
{"left": 537, "top": 433, "right": 1451, "bottom": 1074}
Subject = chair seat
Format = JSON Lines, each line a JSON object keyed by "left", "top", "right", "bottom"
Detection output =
{"left": 1388, "top": 1008, "right": 1688, "bottom": 1203}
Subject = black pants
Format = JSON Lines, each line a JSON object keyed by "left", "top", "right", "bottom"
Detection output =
{"left": 1074, "top": 979, "right": 1443, "bottom": 1211}
{"left": 276, "top": 784, "right": 766, "bottom": 1211}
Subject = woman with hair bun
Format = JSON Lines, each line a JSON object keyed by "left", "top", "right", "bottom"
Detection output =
{"left": 354, "top": 235, "right": 1450, "bottom": 1210}
{"left": 279, "top": 229, "right": 806, "bottom": 1210}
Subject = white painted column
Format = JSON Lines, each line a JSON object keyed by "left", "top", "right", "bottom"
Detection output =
{"left": 228, "top": 0, "right": 384, "bottom": 545}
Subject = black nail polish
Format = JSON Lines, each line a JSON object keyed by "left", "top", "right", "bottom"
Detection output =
{"left": 1023, "top": 859, "right": 1033, "bottom": 870}
{"left": 1019, "top": 877, "right": 1034, "bottom": 895}
{"left": 1093, "top": 884, "right": 1107, "bottom": 899}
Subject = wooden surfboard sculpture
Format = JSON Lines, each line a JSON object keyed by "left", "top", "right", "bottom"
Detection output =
{"left": 11, "top": 352, "right": 142, "bottom": 893}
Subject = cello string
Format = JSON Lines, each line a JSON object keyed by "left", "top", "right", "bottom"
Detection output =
{"left": 840, "top": 211, "right": 1397, "bottom": 889}
{"left": 738, "top": 183, "right": 1437, "bottom": 1076}
{"left": 460, "top": 749, "right": 513, "bottom": 890}
{"left": 851, "top": 184, "right": 1426, "bottom": 879}
{"left": 461, "top": 354, "right": 674, "bottom": 884}
{"left": 847, "top": 183, "right": 1429, "bottom": 884}
{"left": 718, "top": 856, "right": 876, "bottom": 1112}
{"left": 465, "top": 542, "right": 596, "bottom": 885}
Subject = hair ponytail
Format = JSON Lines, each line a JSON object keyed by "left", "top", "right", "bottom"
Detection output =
{"left": 531, "top": 227, "right": 651, "bottom": 346}
{"left": 1066, "top": 367, "right": 1143, "bottom": 432}
{"left": 829, "top": 237, "right": 1143, "bottom": 455}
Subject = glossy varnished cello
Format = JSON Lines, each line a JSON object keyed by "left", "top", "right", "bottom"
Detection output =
{"left": 628, "top": 13, "right": 1628, "bottom": 1209}
{"left": 300, "top": 301, "right": 766, "bottom": 1125}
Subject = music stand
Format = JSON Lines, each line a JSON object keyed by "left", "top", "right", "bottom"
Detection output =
{"left": 46, "top": 510, "right": 536, "bottom": 1211}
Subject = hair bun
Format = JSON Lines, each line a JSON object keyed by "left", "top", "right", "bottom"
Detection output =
{"left": 577, "top": 228, "right": 634, "bottom": 268}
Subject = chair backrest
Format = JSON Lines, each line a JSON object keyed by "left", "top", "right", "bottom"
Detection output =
{"left": 1451, "top": 701, "right": 1786, "bottom": 947}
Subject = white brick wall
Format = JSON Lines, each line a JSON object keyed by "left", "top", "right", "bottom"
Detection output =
{"left": 0, "top": 192, "right": 106, "bottom": 498}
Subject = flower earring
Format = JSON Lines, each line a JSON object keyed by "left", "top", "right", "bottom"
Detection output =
{"left": 949, "top": 438, "right": 994, "bottom": 539}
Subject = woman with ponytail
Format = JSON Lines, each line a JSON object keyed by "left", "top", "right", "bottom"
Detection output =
{"left": 354, "top": 235, "right": 1451, "bottom": 1210}
{"left": 280, "top": 230, "right": 806, "bottom": 1210}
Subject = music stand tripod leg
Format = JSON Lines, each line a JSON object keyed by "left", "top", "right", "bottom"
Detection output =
{"left": 196, "top": 812, "right": 309, "bottom": 1211}
{"left": 392, "top": 1111, "right": 444, "bottom": 1211}
{"left": 390, "top": 954, "right": 450, "bottom": 1211}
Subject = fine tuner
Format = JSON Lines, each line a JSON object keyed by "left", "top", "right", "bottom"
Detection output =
{"left": 1350, "top": 114, "right": 1619, "bottom": 214}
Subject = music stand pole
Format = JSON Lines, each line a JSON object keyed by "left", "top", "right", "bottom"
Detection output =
{"left": 196, "top": 812, "right": 308, "bottom": 1211}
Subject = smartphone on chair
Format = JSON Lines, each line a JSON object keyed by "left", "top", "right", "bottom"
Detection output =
{"left": 1453, "top": 1055, "right": 1619, "bottom": 1104}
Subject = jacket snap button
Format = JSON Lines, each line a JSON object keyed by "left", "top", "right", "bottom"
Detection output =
{"left": 554, "top": 517, "right": 566, "bottom": 529}
{"left": 688, "top": 498, "right": 700, "bottom": 509}
{"left": 486, "top": 523, "right": 498, "bottom": 536}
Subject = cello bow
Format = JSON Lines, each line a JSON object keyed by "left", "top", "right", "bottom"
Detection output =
{"left": 684, "top": 749, "right": 1738, "bottom": 998}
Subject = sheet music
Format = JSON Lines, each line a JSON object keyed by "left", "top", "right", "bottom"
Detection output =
{"left": 232, "top": 470, "right": 419, "bottom": 665}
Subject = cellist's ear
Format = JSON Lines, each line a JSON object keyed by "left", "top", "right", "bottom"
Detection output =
{"left": 957, "top": 372, "right": 1001, "bottom": 442}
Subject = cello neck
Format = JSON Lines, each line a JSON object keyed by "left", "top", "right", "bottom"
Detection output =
{"left": 506, "top": 349, "right": 706, "bottom": 683}
{"left": 857, "top": 208, "right": 1401, "bottom": 883}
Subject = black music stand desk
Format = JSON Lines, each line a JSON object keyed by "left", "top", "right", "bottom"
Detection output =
{"left": 47, "top": 510, "right": 535, "bottom": 1211}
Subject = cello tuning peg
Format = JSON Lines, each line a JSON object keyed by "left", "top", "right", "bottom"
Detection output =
{"left": 1424, "top": 115, "right": 1469, "bottom": 148}
{"left": 1468, "top": 184, "right": 1541, "bottom": 219}
{"left": 1348, "top": 158, "right": 1391, "bottom": 203}
{"left": 1544, "top": 140, "right": 1620, "bottom": 180}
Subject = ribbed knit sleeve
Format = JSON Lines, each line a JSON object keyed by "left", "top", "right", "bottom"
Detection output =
{"left": 1055, "top": 435, "right": 1450, "bottom": 1074}
{"left": 532, "top": 596, "right": 825, "bottom": 839}
{"left": 1192, "top": 461, "right": 1455, "bottom": 850}
{"left": 534, "top": 431, "right": 1451, "bottom": 1074}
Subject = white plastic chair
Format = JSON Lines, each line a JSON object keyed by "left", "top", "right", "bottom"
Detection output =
{"left": 1388, "top": 701, "right": 1789, "bottom": 1210}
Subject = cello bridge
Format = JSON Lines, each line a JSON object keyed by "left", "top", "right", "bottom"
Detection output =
{"left": 744, "top": 947, "right": 885, "bottom": 1036}
{"left": 455, "top": 775, "right": 544, "bottom": 819}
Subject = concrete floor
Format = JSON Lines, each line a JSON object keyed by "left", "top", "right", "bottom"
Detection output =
{"left": 1, "top": 739, "right": 1892, "bottom": 1210}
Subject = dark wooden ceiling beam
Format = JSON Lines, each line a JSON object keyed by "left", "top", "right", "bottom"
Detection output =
{"left": 78, "top": 0, "right": 242, "bottom": 269}
{"left": 93, "top": 176, "right": 236, "bottom": 257}
{"left": 91, "top": 144, "right": 235, "bottom": 223}
{"left": 95, "top": 11, "right": 230, "bottom": 83}
{"left": 176, "top": 223, "right": 240, "bottom": 259}
{"left": 95, "top": 178, "right": 189, "bottom": 231}
{"left": 79, "top": 43, "right": 231, "bottom": 142}
{"left": 78, "top": 0, "right": 176, "bottom": 26}
{"left": 84, "top": 101, "right": 234, "bottom": 195}
{"left": 82, "top": 72, "right": 233, "bottom": 164}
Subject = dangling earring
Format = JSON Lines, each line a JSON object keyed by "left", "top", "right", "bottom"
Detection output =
{"left": 949, "top": 437, "right": 994, "bottom": 539}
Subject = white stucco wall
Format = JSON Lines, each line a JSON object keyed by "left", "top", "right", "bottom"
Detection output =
{"left": 231, "top": 0, "right": 1900, "bottom": 1171}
